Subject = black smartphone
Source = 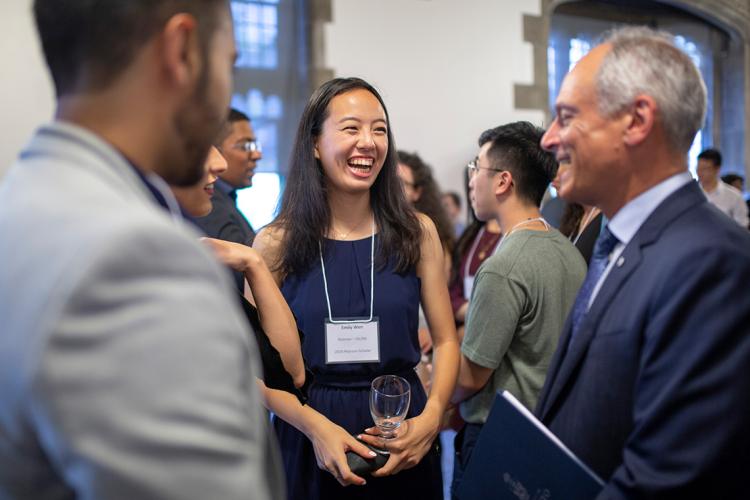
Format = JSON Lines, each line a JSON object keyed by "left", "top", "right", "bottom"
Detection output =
{"left": 345, "top": 440, "right": 389, "bottom": 476}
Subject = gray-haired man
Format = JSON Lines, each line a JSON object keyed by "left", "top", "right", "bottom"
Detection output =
{"left": 539, "top": 27, "right": 750, "bottom": 498}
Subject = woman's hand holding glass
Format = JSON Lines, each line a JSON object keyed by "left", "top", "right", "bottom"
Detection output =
{"left": 368, "top": 375, "right": 411, "bottom": 449}
{"left": 358, "top": 399, "right": 442, "bottom": 477}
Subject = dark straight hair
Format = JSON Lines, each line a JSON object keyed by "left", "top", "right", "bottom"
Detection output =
{"left": 482, "top": 121, "right": 558, "bottom": 207}
{"left": 697, "top": 148, "right": 722, "bottom": 167}
{"left": 271, "top": 77, "right": 422, "bottom": 277}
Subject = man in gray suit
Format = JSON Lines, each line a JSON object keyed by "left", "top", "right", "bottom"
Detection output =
{"left": 0, "top": 2, "right": 284, "bottom": 499}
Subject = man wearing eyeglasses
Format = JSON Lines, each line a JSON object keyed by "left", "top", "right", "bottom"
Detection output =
{"left": 196, "top": 108, "right": 261, "bottom": 291}
{"left": 449, "top": 122, "right": 586, "bottom": 498}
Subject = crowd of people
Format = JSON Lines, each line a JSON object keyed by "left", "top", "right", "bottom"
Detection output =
{"left": 1, "top": 2, "right": 749, "bottom": 500}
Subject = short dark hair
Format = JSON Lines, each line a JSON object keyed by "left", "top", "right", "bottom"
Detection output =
{"left": 214, "top": 108, "right": 251, "bottom": 146}
{"left": 479, "top": 121, "right": 557, "bottom": 207}
{"left": 34, "top": 0, "right": 227, "bottom": 97}
{"left": 698, "top": 148, "right": 722, "bottom": 167}
{"left": 228, "top": 108, "right": 250, "bottom": 123}
{"left": 722, "top": 173, "right": 744, "bottom": 186}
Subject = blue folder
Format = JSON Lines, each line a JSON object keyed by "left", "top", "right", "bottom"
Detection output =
{"left": 457, "top": 391, "right": 604, "bottom": 500}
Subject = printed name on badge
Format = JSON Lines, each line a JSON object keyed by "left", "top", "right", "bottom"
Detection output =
{"left": 325, "top": 319, "right": 380, "bottom": 364}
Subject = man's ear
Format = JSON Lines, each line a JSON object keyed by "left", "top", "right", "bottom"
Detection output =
{"left": 160, "top": 14, "right": 202, "bottom": 91}
{"left": 494, "top": 170, "right": 513, "bottom": 197}
{"left": 623, "top": 94, "right": 656, "bottom": 147}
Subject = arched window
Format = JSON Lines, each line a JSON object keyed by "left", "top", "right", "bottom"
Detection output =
{"left": 548, "top": 1, "right": 743, "bottom": 179}
{"left": 230, "top": 0, "right": 309, "bottom": 230}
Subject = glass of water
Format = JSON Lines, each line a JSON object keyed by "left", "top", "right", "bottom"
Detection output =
{"left": 369, "top": 375, "right": 411, "bottom": 453}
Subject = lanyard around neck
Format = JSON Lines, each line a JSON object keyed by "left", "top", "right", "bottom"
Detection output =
{"left": 494, "top": 217, "right": 550, "bottom": 255}
{"left": 319, "top": 220, "right": 375, "bottom": 323}
{"left": 463, "top": 225, "right": 487, "bottom": 279}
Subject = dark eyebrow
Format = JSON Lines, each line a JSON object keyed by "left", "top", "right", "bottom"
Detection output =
{"left": 337, "top": 116, "right": 388, "bottom": 125}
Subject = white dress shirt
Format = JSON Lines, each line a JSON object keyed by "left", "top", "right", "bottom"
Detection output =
{"left": 702, "top": 181, "right": 749, "bottom": 228}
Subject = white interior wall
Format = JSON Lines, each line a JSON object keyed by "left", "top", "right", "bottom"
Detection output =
{"left": 324, "top": 0, "right": 544, "bottom": 209}
{"left": 0, "top": 0, "right": 55, "bottom": 179}
{"left": 0, "top": 0, "right": 544, "bottom": 199}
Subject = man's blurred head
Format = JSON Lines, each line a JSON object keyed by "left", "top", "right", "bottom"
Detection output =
{"left": 697, "top": 148, "right": 722, "bottom": 190}
{"left": 34, "top": 0, "right": 236, "bottom": 187}
{"left": 441, "top": 192, "right": 461, "bottom": 220}
{"left": 216, "top": 109, "right": 262, "bottom": 189}
{"left": 721, "top": 174, "right": 744, "bottom": 192}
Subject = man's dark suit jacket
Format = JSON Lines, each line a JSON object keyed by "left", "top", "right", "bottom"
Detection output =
{"left": 536, "top": 181, "right": 750, "bottom": 499}
{"left": 195, "top": 179, "right": 255, "bottom": 292}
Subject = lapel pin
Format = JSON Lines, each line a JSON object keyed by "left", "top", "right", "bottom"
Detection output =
{"left": 617, "top": 256, "right": 625, "bottom": 267}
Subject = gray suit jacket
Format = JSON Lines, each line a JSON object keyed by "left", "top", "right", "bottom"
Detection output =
{"left": 0, "top": 123, "right": 284, "bottom": 500}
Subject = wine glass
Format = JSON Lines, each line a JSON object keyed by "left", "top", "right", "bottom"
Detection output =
{"left": 369, "top": 375, "right": 411, "bottom": 454}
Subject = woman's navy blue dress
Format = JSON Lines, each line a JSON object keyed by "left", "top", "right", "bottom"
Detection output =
{"left": 278, "top": 236, "right": 443, "bottom": 500}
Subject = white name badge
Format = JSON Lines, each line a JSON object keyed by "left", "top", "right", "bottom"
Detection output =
{"left": 463, "top": 276, "right": 475, "bottom": 301}
{"left": 325, "top": 318, "right": 380, "bottom": 364}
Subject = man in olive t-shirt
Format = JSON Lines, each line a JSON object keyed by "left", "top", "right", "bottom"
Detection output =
{"left": 449, "top": 122, "right": 585, "bottom": 497}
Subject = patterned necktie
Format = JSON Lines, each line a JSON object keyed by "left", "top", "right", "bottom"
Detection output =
{"left": 567, "top": 225, "right": 620, "bottom": 349}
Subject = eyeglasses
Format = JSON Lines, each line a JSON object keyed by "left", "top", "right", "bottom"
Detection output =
{"left": 232, "top": 139, "right": 262, "bottom": 153}
{"left": 466, "top": 158, "right": 504, "bottom": 178}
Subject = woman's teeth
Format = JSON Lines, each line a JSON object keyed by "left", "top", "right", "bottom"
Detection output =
{"left": 348, "top": 159, "right": 373, "bottom": 173}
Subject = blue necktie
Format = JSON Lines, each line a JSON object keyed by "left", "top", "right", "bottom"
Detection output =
{"left": 567, "top": 225, "right": 620, "bottom": 348}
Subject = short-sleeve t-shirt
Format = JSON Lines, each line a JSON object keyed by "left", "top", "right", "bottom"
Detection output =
{"left": 460, "top": 228, "right": 586, "bottom": 423}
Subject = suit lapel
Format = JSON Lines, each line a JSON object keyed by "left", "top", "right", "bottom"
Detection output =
{"left": 538, "top": 181, "right": 706, "bottom": 421}
{"left": 539, "top": 244, "right": 643, "bottom": 420}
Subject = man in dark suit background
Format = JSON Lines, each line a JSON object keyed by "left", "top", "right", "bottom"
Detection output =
{"left": 538, "top": 27, "right": 750, "bottom": 498}
{"left": 196, "top": 108, "right": 260, "bottom": 290}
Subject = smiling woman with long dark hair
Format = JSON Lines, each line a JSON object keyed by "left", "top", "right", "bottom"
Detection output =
{"left": 254, "top": 77, "right": 459, "bottom": 500}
